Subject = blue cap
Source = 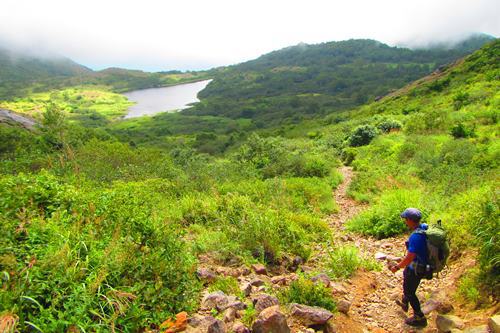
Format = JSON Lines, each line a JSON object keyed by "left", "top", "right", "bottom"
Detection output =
{"left": 400, "top": 208, "right": 422, "bottom": 222}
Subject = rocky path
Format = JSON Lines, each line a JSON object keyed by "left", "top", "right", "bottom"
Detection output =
{"left": 188, "top": 166, "right": 484, "bottom": 333}
{"left": 327, "top": 167, "right": 471, "bottom": 333}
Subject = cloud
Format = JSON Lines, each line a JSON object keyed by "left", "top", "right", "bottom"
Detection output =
{"left": 0, "top": 0, "right": 498, "bottom": 71}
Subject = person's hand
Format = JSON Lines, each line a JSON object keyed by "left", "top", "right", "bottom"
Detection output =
{"left": 388, "top": 262, "right": 399, "bottom": 273}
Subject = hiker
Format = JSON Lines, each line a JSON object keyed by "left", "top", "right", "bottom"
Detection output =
{"left": 389, "top": 208, "right": 428, "bottom": 327}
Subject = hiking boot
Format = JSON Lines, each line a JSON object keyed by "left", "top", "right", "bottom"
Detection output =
{"left": 405, "top": 315, "right": 427, "bottom": 327}
{"left": 395, "top": 300, "right": 409, "bottom": 312}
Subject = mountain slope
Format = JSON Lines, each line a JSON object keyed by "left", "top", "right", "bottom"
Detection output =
{"left": 187, "top": 35, "right": 495, "bottom": 127}
{"left": 0, "top": 47, "right": 92, "bottom": 83}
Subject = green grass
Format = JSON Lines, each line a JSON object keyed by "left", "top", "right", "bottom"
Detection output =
{"left": 326, "top": 245, "right": 382, "bottom": 279}
{"left": 208, "top": 276, "right": 242, "bottom": 297}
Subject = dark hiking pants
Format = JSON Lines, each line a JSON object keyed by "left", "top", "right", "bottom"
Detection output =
{"left": 403, "top": 266, "right": 424, "bottom": 317}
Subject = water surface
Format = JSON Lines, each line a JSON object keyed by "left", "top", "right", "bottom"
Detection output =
{"left": 123, "top": 79, "right": 211, "bottom": 118}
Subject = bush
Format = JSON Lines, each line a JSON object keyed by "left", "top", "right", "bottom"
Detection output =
{"left": 0, "top": 173, "right": 201, "bottom": 331}
{"left": 348, "top": 125, "right": 378, "bottom": 147}
{"left": 450, "top": 123, "right": 476, "bottom": 138}
{"left": 377, "top": 119, "right": 402, "bottom": 133}
{"left": 278, "top": 277, "right": 336, "bottom": 311}
{"left": 346, "top": 189, "right": 427, "bottom": 238}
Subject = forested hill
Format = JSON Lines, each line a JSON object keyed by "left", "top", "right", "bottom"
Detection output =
{"left": 190, "top": 35, "right": 495, "bottom": 126}
{"left": 0, "top": 47, "right": 91, "bottom": 82}
{"left": 0, "top": 46, "right": 210, "bottom": 100}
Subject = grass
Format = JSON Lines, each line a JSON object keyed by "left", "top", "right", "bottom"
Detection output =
{"left": 327, "top": 245, "right": 382, "bottom": 279}
{"left": 208, "top": 276, "right": 242, "bottom": 298}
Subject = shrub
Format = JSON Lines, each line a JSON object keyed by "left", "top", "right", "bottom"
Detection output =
{"left": 450, "top": 123, "right": 476, "bottom": 138}
{"left": 278, "top": 277, "right": 336, "bottom": 311}
{"left": 347, "top": 125, "right": 378, "bottom": 147}
{"left": 346, "top": 189, "right": 427, "bottom": 238}
{"left": 377, "top": 119, "right": 402, "bottom": 133}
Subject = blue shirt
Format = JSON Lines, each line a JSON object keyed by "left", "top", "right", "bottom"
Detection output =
{"left": 406, "top": 225, "right": 428, "bottom": 270}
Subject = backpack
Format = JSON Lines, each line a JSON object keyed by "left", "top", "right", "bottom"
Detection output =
{"left": 414, "top": 220, "right": 450, "bottom": 278}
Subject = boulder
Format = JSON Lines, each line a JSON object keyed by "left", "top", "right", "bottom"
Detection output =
{"left": 337, "top": 300, "right": 351, "bottom": 314}
{"left": 223, "top": 307, "right": 236, "bottom": 323}
{"left": 188, "top": 314, "right": 206, "bottom": 328}
{"left": 226, "top": 301, "right": 247, "bottom": 311}
{"left": 310, "top": 273, "right": 331, "bottom": 286}
{"left": 186, "top": 316, "right": 225, "bottom": 333}
{"left": 252, "top": 306, "right": 290, "bottom": 333}
{"left": 207, "top": 319, "right": 226, "bottom": 333}
{"left": 250, "top": 278, "right": 265, "bottom": 287}
{"left": 490, "top": 315, "right": 500, "bottom": 333}
{"left": 240, "top": 282, "right": 252, "bottom": 297}
{"left": 464, "top": 325, "right": 489, "bottom": 333}
{"left": 251, "top": 264, "right": 267, "bottom": 275}
{"left": 252, "top": 294, "right": 279, "bottom": 313}
{"left": 289, "top": 303, "right": 334, "bottom": 326}
{"left": 330, "top": 282, "right": 348, "bottom": 295}
{"left": 271, "top": 275, "right": 288, "bottom": 286}
{"left": 375, "top": 252, "right": 387, "bottom": 260}
{"left": 232, "top": 322, "right": 250, "bottom": 333}
{"left": 422, "top": 296, "right": 454, "bottom": 315}
{"left": 436, "top": 314, "right": 465, "bottom": 332}
{"left": 202, "top": 291, "right": 228, "bottom": 311}
{"left": 196, "top": 268, "right": 217, "bottom": 283}
{"left": 325, "top": 318, "right": 338, "bottom": 333}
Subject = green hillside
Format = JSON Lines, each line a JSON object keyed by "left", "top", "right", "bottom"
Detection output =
{"left": 186, "top": 35, "right": 494, "bottom": 127}
{"left": 0, "top": 47, "right": 210, "bottom": 100}
{"left": 0, "top": 39, "right": 498, "bottom": 331}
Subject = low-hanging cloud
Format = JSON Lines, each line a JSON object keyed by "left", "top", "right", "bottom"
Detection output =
{"left": 1, "top": 0, "right": 498, "bottom": 71}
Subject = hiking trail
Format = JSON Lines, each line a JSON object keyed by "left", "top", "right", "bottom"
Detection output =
{"left": 192, "top": 166, "right": 485, "bottom": 333}
{"left": 328, "top": 166, "right": 479, "bottom": 333}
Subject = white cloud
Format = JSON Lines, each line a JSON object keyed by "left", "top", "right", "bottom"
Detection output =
{"left": 0, "top": 0, "right": 498, "bottom": 71}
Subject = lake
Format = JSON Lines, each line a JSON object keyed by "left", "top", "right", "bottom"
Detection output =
{"left": 123, "top": 79, "right": 212, "bottom": 118}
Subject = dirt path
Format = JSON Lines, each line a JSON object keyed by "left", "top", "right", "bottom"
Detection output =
{"left": 328, "top": 166, "right": 468, "bottom": 333}
{"left": 193, "top": 166, "right": 480, "bottom": 333}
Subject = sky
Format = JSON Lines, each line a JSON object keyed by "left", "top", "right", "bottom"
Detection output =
{"left": 1, "top": 0, "right": 499, "bottom": 72}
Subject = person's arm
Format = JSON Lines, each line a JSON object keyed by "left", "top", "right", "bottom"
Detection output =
{"left": 390, "top": 252, "right": 416, "bottom": 273}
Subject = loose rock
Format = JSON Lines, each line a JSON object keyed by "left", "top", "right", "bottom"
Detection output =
{"left": 436, "top": 314, "right": 465, "bottom": 332}
{"left": 196, "top": 268, "right": 217, "bottom": 283}
{"left": 240, "top": 283, "right": 252, "bottom": 297}
{"left": 490, "top": 315, "right": 500, "bottom": 333}
{"left": 208, "top": 319, "right": 226, "bottom": 333}
{"left": 289, "top": 303, "right": 334, "bottom": 326}
{"left": 325, "top": 318, "right": 338, "bottom": 333}
{"left": 223, "top": 308, "right": 236, "bottom": 323}
{"left": 375, "top": 252, "right": 387, "bottom": 260}
{"left": 252, "top": 264, "right": 267, "bottom": 275}
{"left": 232, "top": 322, "right": 250, "bottom": 333}
{"left": 250, "top": 278, "right": 265, "bottom": 287}
{"left": 310, "top": 273, "right": 331, "bottom": 286}
{"left": 337, "top": 300, "right": 351, "bottom": 314}
{"left": 253, "top": 294, "right": 279, "bottom": 313}
{"left": 252, "top": 306, "right": 290, "bottom": 333}
{"left": 271, "top": 275, "right": 288, "bottom": 286}
{"left": 202, "top": 291, "right": 228, "bottom": 311}
{"left": 464, "top": 325, "right": 489, "bottom": 333}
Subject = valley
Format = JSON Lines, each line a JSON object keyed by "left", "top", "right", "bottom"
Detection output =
{"left": 0, "top": 37, "right": 498, "bottom": 333}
